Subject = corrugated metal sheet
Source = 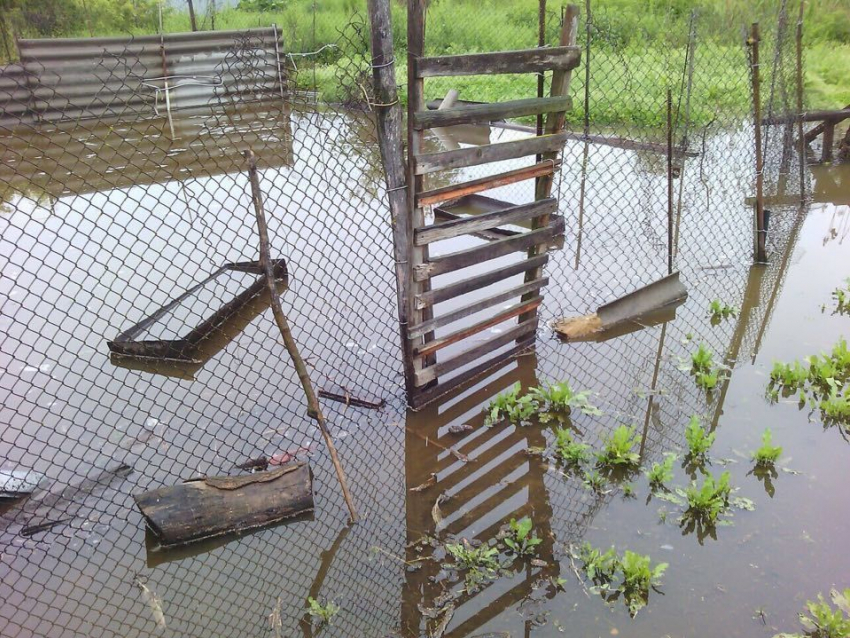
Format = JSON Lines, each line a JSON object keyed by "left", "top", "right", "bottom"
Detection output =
{"left": 2, "top": 27, "right": 286, "bottom": 127}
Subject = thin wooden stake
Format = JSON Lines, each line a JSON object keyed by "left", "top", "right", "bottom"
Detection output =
{"left": 795, "top": 0, "right": 805, "bottom": 201}
{"left": 666, "top": 87, "right": 674, "bottom": 276}
{"left": 244, "top": 150, "right": 358, "bottom": 522}
{"left": 749, "top": 23, "right": 767, "bottom": 263}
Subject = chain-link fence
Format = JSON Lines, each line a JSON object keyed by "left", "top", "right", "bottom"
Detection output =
{"left": 0, "top": 0, "right": 824, "bottom": 636}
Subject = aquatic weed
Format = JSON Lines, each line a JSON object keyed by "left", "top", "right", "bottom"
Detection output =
{"left": 827, "top": 278, "right": 850, "bottom": 314}
{"left": 445, "top": 540, "right": 500, "bottom": 573}
{"left": 553, "top": 427, "right": 591, "bottom": 466}
{"left": 582, "top": 469, "right": 607, "bottom": 492}
{"left": 529, "top": 380, "right": 602, "bottom": 418}
{"left": 774, "top": 588, "right": 850, "bottom": 638}
{"left": 596, "top": 425, "right": 640, "bottom": 468}
{"left": 751, "top": 428, "right": 782, "bottom": 467}
{"left": 683, "top": 470, "right": 731, "bottom": 524}
{"left": 646, "top": 453, "right": 676, "bottom": 490}
{"left": 503, "top": 517, "right": 542, "bottom": 557}
{"left": 709, "top": 299, "right": 737, "bottom": 324}
{"left": 576, "top": 543, "right": 620, "bottom": 583}
{"left": 307, "top": 596, "right": 339, "bottom": 625}
{"left": 620, "top": 550, "right": 668, "bottom": 616}
{"left": 684, "top": 415, "right": 716, "bottom": 463}
{"left": 483, "top": 382, "right": 538, "bottom": 426}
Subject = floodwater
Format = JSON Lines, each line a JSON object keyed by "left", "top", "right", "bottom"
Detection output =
{"left": 1, "top": 101, "right": 849, "bottom": 638}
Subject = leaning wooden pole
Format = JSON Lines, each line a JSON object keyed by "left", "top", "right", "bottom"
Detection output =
{"left": 748, "top": 22, "right": 767, "bottom": 263}
{"left": 795, "top": 0, "right": 806, "bottom": 202}
{"left": 666, "top": 87, "right": 674, "bottom": 276}
{"left": 244, "top": 150, "right": 358, "bottom": 522}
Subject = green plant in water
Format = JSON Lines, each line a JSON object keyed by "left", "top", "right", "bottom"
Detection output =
{"left": 774, "top": 588, "right": 850, "bottom": 638}
{"left": 620, "top": 550, "right": 668, "bottom": 616}
{"left": 683, "top": 470, "right": 731, "bottom": 523}
{"left": 483, "top": 382, "right": 538, "bottom": 426}
{"left": 529, "top": 380, "right": 602, "bottom": 418}
{"left": 770, "top": 360, "right": 810, "bottom": 392}
{"left": 583, "top": 469, "right": 607, "bottom": 492}
{"left": 445, "top": 540, "right": 500, "bottom": 574}
{"left": 752, "top": 428, "right": 782, "bottom": 467}
{"left": 691, "top": 343, "right": 715, "bottom": 373}
{"left": 695, "top": 369, "right": 720, "bottom": 390}
{"left": 709, "top": 299, "right": 738, "bottom": 323}
{"left": 577, "top": 543, "right": 620, "bottom": 583}
{"left": 307, "top": 596, "right": 340, "bottom": 625}
{"left": 829, "top": 278, "right": 850, "bottom": 314}
{"left": 553, "top": 427, "right": 591, "bottom": 466}
{"left": 596, "top": 425, "right": 640, "bottom": 467}
{"left": 819, "top": 381, "right": 850, "bottom": 423}
{"left": 646, "top": 453, "right": 676, "bottom": 490}
{"left": 503, "top": 517, "right": 542, "bottom": 557}
{"left": 684, "top": 415, "right": 716, "bottom": 462}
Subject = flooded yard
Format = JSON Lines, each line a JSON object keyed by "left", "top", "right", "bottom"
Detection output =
{"left": 1, "top": 100, "right": 848, "bottom": 638}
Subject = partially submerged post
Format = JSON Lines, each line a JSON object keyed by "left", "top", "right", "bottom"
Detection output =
{"left": 795, "top": 0, "right": 805, "bottom": 201}
{"left": 244, "top": 150, "right": 358, "bottom": 522}
{"left": 748, "top": 23, "right": 767, "bottom": 263}
{"left": 666, "top": 86, "right": 674, "bottom": 276}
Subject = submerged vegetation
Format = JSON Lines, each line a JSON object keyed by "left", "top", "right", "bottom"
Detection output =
{"left": 530, "top": 381, "right": 601, "bottom": 418}
{"left": 306, "top": 596, "right": 340, "bottom": 625}
{"left": 689, "top": 344, "right": 724, "bottom": 390}
{"left": 483, "top": 379, "right": 600, "bottom": 426}
{"left": 683, "top": 470, "right": 732, "bottom": 524}
{"left": 774, "top": 589, "right": 850, "bottom": 638}
{"left": 503, "top": 517, "right": 542, "bottom": 557}
{"left": 646, "top": 453, "right": 676, "bottom": 490}
{"left": 684, "top": 415, "right": 716, "bottom": 463}
{"left": 828, "top": 279, "right": 850, "bottom": 314}
{"left": 554, "top": 427, "right": 592, "bottom": 466}
{"left": 709, "top": 299, "right": 737, "bottom": 324}
{"left": 596, "top": 425, "right": 641, "bottom": 468}
{"left": 752, "top": 429, "right": 782, "bottom": 467}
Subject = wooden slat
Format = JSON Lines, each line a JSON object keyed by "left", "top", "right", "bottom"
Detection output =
{"left": 415, "top": 133, "right": 568, "bottom": 175}
{"left": 409, "top": 277, "right": 548, "bottom": 338}
{"left": 414, "top": 319, "right": 538, "bottom": 386}
{"left": 415, "top": 198, "right": 556, "bottom": 246}
{"left": 415, "top": 254, "right": 548, "bottom": 308}
{"left": 409, "top": 336, "right": 536, "bottom": 408}
{"left": 417, "top": 161, "right": 560, "bottom": 207}
{"left": 413, "top": 96, "right": 571, "bottom": 130}
{"left": 413, "top": 216, "right": 564, "bottom": 282}
{"left": 417, "top": 46, "right": 580, "bottom": 78}
{"left": 414, "top": 297, "right": 542, "bottom": 357}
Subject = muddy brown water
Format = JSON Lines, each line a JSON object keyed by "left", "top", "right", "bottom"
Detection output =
{"left": 1, "top": 104, "right": 849, "bottom": 638}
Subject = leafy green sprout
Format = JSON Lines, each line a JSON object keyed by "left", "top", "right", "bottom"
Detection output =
{"left": 709, "top": 299, "right": 738, "bottom": 322}
{"left": 529, "top": 380, "right": 602, "bottom": 417}
{"left": 690, "top": 344, "right": 723, "bottom": 390}
{"left": 582, "top": 469, "right": 607, "bottom": 492}
{"left": 503, "top": 517, "right": 542, "bottom": 557}
{"left": 620, "top": 550, "right": 668, "bottom": 616}
{"left": 577, "top": 543, "right": 620, "bottom": 583}
{"left": 684, "top": 415, "right": 716, "bottom": 462}
{"left": 483, "top": 382, "right": 538, "bottom": 427}
{"left": 306, "top": 596, "right": 340, "bottom": 625}
{"left": 683, "top": 470, "right": 732, "bottom": 524}
{"left": 445, "top": 540, "right": 500, "bottom": 574}
{"left": 774, "top": 588, "right": 850, "bottom": 638}
{"left": 828, "top": 278, "right": 850, "bottom": 314}
{"left": 595, "top": 425, "right": 641, "bottom": 468}
{"left": 553, "top": 427, "right": 591, "bottom": 465}
{"left": 752, "top": 428, "right": 782, "bottom": 467}
{"left": 646, "top": 453, "right": 677, "bottom": 490}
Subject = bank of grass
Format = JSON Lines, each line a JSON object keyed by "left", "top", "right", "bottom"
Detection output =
{"left": 806, "top": 42, "right": 850, "bottom": 109}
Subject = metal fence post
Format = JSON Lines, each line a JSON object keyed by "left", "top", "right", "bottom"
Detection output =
{"left": 748, "top": 22, "right": 767, "bottom": 263}
{"left": 795, "top": 0, "right": 805, "bottom": 201}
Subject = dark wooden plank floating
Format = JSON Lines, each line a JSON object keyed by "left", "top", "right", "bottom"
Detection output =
{"left": 414, "top": 296, "right": 542, "bottom": 357}
{"left": 415, "top": 133, "right": 569, "bottom": 175}
{"left": 134, "top": 462, "right": 312, "bottom": 548}
{"left": 318, "top": 390, "right": 386, "bottom": 410}
{"left": 413, "top": 216, "right": 564, "bottom": 282}
{"left": 415, "top": 197, "right": 556, "bottom": 246}
{"left": 416, "top": 45, "right": 581, "bottom": 78}
{"left": 409, "top": 277, "right": 548, "bottom": 338}
{"left": 415, "top": 254, "right": 549, "bottom": 308}
{"left": 417, "top": 161, "right": 560, "bottom": 207}
{"left": 415, "top": 318, "right": 538, "bottom": 386}
{"left": 413, "top": 96, "right": 571, "bottom": 130}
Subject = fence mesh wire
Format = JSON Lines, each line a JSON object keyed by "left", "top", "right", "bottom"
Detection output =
{"left": 0, "top": 0, "right": 826, "bottom": 636}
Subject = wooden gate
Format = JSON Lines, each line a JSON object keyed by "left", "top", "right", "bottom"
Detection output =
{"left": 401, "top": 2, "right": 581, "bottom": 408}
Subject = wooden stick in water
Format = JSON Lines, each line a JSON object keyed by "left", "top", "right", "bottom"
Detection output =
{"left": 244, "top": 149, "right": 358, "bottom": 522}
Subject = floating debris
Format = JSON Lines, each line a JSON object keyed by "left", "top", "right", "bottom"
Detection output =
{"left": 0, "top": 469, "right": 45, "bottom": 502}
{"left": 268, "top": 596, "right": 282, "bottom": 638}
{"left": 410, "top": 474, "right": 437, "bottom": 492}
{"left": 431, "top": 493, "right": 447, "bottom": 532}
{"left": 135, "top": 576, "right": 166, "bottom": 630}
{"left": 447, "top": 424, "right": 473, "bottom": 435}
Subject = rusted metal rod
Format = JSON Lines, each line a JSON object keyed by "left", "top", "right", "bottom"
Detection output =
{"left": 666, "top": 87, "right": 674, "bottom": 275}
{"left": 748, "top": 23, "right": 767, "bottom": 263}
{"left": 244, "top": 150, "right": 358, "bottom": 522}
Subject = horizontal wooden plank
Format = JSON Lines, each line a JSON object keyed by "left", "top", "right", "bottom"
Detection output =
{"left": 414, "top": 318, "right": 538, "bottom": 386}
{"left": 415, "top": 133, "right": 568, "bottom": 175}
{"left": 413, "top": 96, "right": 571, "bottom": 130}
{"left": 414, "top": 216, "right": 564, "bottom": 282}
{"left": 414, "top": 296, "right": 542, "bottom": 357}
{"left": 409, "top": 277, "right": 548, "bottom": 337}
{"left": 415, "top": 254, "right": 548, "bottom": 308}
{"left": 415, "top": 197, "right": 556, "bottom": 246}
{"left": 417, "top": 46, "right": 580, "bottom": 78}
{"left": 417, "top": 161, "right": 560, "bottom": 207}
{"left": 409, "top": 336, "right": 536, "bottom": 408}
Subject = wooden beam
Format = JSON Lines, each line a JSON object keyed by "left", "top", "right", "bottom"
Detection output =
{"left": 414, "top": 297, "right": 542, "bottom": 357}
{"left": 415, "top": 254, "right": 548, "bottom": 308}
{"left": 414, "top": 197, "right": 556, "bottom": 245}
{"left": 417, "top": 45, "right": 580, "bottom": 77}
{"left": 413, "top": 96, "right": 571, "bottom": 130}
{"left": 822, "top": 121, "right": 835, "bottom": 163}
{"left": 414, "top": 318, "right": 538, "bottom": 385}
{"left": 413, "top": 216, "right": 563, "bottom": 281}
{"left": 409, "top": 277, "right": 548, "bottom": 337}
{"left": 803, "top": 104, "right": 850, "bottom": 142}
{"left": 417, "top": 161, "right": 560, "bottom": 207}
{"left": 414, "top": 133, "right": 569, "bottom": 175}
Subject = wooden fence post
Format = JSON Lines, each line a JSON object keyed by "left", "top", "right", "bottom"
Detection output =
{"left": 366, "top": 0, "right": 418, "bottom": 401}
{"left": 187, "top": 0, "right": 198, "bottom": 32}
{"left": 748, "top": 22, "right": 767, "bottom": 263}
{"left": 795, "top": 0, "right": 806, "bottom": 201}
